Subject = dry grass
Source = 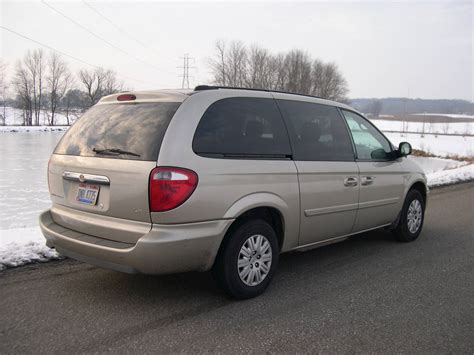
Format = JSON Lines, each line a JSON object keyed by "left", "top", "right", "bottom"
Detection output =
{"left": 412, "top": 149, "right": 474, "bottom": 164}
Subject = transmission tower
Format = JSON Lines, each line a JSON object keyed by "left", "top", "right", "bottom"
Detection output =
{"left": 178, "top": 53, "right": 196, "bottom": 89}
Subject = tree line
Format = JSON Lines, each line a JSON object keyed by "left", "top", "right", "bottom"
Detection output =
{"left": 0, "top": 48, "right": 124, "bottom": 126}
{"left": 209, "top": 40, "right": 348, "bottom": 102}
{"left": 0, "top": 41, "right": 351, "bottom": 126}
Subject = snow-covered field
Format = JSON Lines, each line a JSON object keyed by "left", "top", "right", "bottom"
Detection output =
{"left": 0, "top": 110, "right": 473, "bottom": 270}
{"left": 1, "top": 106, "right": 78, "bottom": 126}
{"left": 0, "top": 132, "right": 64, "bottom": 269}
{"left": 371, "top": 119, "right": 473, "bottom": 135}
{"left": 369, "top": 119, "right": 474, "bottom": 157}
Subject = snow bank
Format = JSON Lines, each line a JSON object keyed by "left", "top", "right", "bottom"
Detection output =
{"left": 0, "top": 227, "right": 63, "bottom": 270}
{"left": 409, "top": 156, "right": 468, "bottom": 174}
{"left": 426, "top": 164, "right": 474, "bottom": 187}
{"left": 410, "top": 156, "right": 473, "bottom": 187}
{"left": 0, "top": 126, "right": 69, "bottom": 133}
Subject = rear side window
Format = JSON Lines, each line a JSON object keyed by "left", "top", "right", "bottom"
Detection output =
{"left": 193, "top": 97, "right": 292, "bottom": 158}
{"left": 54, "top": 102, "right": 180, "bottom": 161}
{"left": 277, "top": 100, "right": 354, "bottom": 161}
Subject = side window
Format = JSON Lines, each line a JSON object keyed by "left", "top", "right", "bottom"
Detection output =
{"left": 341, "top": 110, "right": 392, "bottom": 160}
{"left": 193, "top": 97, "right": 292, "bottom": 158}
{"left": 277, "top": 100, "right": 354, "bottom": 161}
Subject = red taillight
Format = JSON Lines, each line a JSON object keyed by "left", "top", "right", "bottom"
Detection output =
{"left": 117, "top": 94, "right": 136, "bottom": 101}
{"left": 149, "top": 167, "right": 198, "bottom": 212}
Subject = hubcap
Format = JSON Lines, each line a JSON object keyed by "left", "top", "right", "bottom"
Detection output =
{"left": 237, "top": 234, "right": 272, "bottom": 286}
{"left": 407, "top": 199, "right": 423, "bottom": 234}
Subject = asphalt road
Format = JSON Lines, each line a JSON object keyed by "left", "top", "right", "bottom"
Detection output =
{"left": 1, "top": 183, "right": 473, "bottom": 353}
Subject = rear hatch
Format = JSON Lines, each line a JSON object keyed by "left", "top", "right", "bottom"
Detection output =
{"left": 48, "top": 95, "right": 183, "bottom": 243}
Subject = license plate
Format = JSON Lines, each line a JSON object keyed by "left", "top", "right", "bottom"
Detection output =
{"left": 76, "top": 183, "right": 100, "bottom": 206}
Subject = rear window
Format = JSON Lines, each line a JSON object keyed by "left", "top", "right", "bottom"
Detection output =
{"left": 54, "top": 102, "right": 180, "bottom": 161}
{"left": 192, "top": 97, "right": 292, "bottom": 159}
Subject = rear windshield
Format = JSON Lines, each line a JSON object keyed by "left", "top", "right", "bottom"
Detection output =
{"left": 54, "top": 102, "right": 181, "bottom": 161}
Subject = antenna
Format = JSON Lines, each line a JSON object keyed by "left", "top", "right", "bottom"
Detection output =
{"left": 178, "top": 53, "right": 196, "bottom": 89}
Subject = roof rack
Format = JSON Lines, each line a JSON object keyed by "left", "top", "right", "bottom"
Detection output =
{"left": 193, "top": 85, "right": 324, "bottom": 100}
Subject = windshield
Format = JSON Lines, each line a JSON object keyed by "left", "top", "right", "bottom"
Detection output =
{"left": 54, "top": 102, "right": 181, "bottom": 161}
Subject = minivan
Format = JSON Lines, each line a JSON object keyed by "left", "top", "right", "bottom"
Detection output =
{"left": 40, "top": 86, "right": 427, "bottom": 299}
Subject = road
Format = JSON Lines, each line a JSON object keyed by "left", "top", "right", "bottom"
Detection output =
{"left": 1, "top": 183, "right": 473, "bottom": 353}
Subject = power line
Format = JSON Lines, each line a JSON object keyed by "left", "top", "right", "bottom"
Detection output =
{"left": 178, "top": 53, "right": 196, "bottom": 89}
{"left": 81, "top": 0, "right": 177, "bottom": 67}
{"left": 0, "top": 25, "right": 152, "bottom": 85}
{"left": 41, "top": 0, "right": 165, "bottom": 73}
{"left": 1, "top": 25, "right": 97, "bottom": 69}
{"left": 82, "top": 1, "right": 148, "bottom": 50}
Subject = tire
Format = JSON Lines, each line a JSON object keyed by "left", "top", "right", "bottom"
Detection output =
{"left": 393, "top": 189, "right": 425, "bottom": 242}
{"left": 213, "top": 219, "right": 279, "bottom": 299}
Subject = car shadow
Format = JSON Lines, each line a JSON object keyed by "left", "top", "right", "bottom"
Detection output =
{"left": 68, "top": 227, "right": 398, "bottom": 304}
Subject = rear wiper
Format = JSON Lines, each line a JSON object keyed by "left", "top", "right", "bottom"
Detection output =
{"left": 92, "top": 147, "right": 141, "bottom": 157}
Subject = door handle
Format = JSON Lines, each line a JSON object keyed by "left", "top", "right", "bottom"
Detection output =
{"left": 344, "top": 177, "right": 358, "bottom": 187}
{"left": 361, "top": 176, "right": 374, "bottom": 186}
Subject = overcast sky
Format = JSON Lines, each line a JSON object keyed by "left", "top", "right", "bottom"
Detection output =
{"left": 1, "top": 0, "right": 472, "bottom": 100}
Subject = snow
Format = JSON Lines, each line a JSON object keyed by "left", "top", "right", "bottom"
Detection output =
{"left": 412, "top": 113, "right": 474, "bottom": 119}
{"left": 410, "top": 156, "right": 474, "bottom": 187}
{"left": 0, "top": 125, "right": 69, "bottom": 133}
{"left": 0, "top": 227, "right": 63, "bottom": 270}
{"left": 427, "top": 164, "right": 474, "bottom": 187}
{"left": 368, "top": 119, "right": 474, "bottom": 157}
{"left": 370, "top": 119, "right": 473, "bottom": 135}
{"left": 1, "top": 106, "right": 79, "bottom": 127}
{"left": 385, "top": 132, "right": 473, "bottom": 158}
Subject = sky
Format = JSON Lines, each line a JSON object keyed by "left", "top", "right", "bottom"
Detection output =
{"left": 1, "top": 0, "right": 472, "bottom": 100}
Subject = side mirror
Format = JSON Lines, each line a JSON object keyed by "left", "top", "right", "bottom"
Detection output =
{"left": 398, "top": 142, "right": 412, "bottom": 157}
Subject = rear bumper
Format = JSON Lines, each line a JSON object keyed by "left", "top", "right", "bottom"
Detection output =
{"left": 39, "top": 210, "right": 233, "bottom": 274}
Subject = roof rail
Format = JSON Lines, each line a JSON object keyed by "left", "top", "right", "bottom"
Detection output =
{"left": 193, "top": 85, "right": 324, "bottom": 100}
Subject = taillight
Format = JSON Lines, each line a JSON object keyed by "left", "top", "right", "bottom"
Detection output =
{"left": 117, "top": 94, "right": 136, "bottom": 101}
{"left": 149, "top": 167, "right": 198, "bottom": 212}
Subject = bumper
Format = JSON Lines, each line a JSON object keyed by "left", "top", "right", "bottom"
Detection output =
{"left": 39, "top": 210, "right": 233, "bottom": 274}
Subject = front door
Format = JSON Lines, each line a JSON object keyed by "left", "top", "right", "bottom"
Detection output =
{"left": 275, "top": 97, "right": 359, "bottom": 246}
{"left": 341, "top": 110, "right": 404, "bottom": 232}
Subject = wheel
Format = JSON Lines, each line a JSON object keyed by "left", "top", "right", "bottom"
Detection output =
{"left": 393, "top": 189, "right": 425, "bottom": 242}
{"left": 213, "top": 219, "right": 279, "bottom": 299}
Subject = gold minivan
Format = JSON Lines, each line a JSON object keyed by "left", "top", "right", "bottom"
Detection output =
{"left": 40, "top": 86, "right": 427, "bottom": 299}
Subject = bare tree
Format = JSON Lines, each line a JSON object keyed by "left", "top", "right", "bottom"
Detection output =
{"left": 13, "top": 61, "right": 33, "bottom": 126}
{"left": 78, "top": 68, "right": 105, "bottom": 106}
{"left": 209, "top": 39, "right": 228, "bottom": 86}
{"left": 368, "top": 99, "right": 383, "bottom": 117}
{"left": 102, "top": 69, "right": 123, "bottom": 97}
{"left": 78, "top": 67, "right": 123, "bottom": 107}
{"left": 23, "top": 49, "right": 46, "bottom": 125}
{"left": 47, "top": 52, "right": 73, "bottom": 125}
{"left": 245, "top": 45, "right": 273, "bottom": 89}
{"left": 442, "top": 121, "right": 450, "bottom": 134}
{"left": 209, "top": 40, "right": 349, "bottom": 101}
{"left": 0, "top": 60, "right": 7, "bottom": 125}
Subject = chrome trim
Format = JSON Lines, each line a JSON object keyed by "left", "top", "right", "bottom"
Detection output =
{"left": 62, "top": 171, "right": 110, "bottom": 185}
{"left": 343, "top": 176, "right": 358, "bottom": 187}
{"left": 305, "top": 202, "right": 359, "bottom": 217}
{"left": 360, "top": 176, "right": 375, "bottom": 186}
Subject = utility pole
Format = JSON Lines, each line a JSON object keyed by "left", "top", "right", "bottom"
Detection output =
{"left": 178, "top": 53, "right": 196, "bottom": 89}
